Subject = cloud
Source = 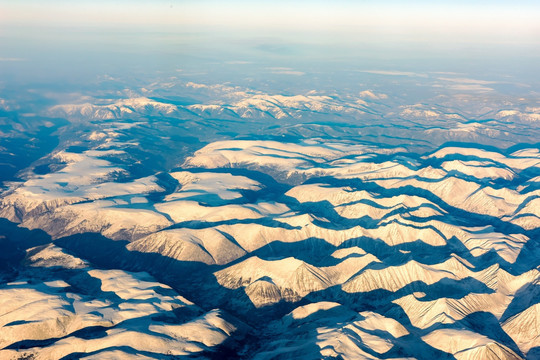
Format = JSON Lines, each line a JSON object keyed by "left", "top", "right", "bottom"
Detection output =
{"left": 358, "top": 70, "right": 427, "bottom": 77}
{"left": 446, "top": 84, "right": 494, "bottom": 92}
{"left": 0, "top": 57, "right": 26, "bottom": 61}
{"left": 437, "top": 77, "right": 496, "bottom": 85}
{"left": 271, "top": 70, "right": 305, "bottom": 76}
{"left": 267, "top": 67, "right": 305, "bottom": 76}
{"left": 430, "top": 71, "right": 463, "bottom": 75}
{"left": 436, "top": 77, "right": 497, "bottom": 92}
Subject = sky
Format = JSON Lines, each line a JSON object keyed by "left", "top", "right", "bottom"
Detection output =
{"left": 1, "top": 1, "right": 539, "bottom": 90}
{"left": 2, "top": 1, "right": 540, "bottom": 43}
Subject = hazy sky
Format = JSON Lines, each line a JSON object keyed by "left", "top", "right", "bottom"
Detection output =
{"left": 1, "top": 1, "right": 539, "bottom": 89}
{"left": 2, "top": 0, "right": 539, "bottom": 45}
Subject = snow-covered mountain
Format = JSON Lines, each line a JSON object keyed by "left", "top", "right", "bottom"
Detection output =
{"left": 1, "top": 79, "right": 539, "bottom": 359}
{"left": 0, "top": 245, "right": 248, "bottom": 359}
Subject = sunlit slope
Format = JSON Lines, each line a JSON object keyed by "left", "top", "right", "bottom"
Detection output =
{"left": 1, "top": 137, "right": 538, "bottom": 359}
